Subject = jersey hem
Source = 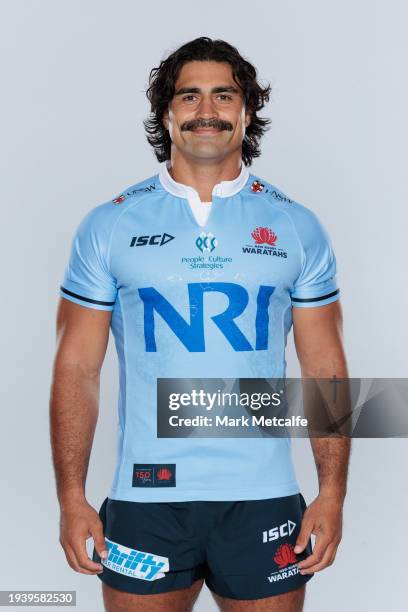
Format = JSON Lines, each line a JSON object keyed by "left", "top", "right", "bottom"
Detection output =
{"left": 108, "top": 481, "right": 300, "bottom": 502}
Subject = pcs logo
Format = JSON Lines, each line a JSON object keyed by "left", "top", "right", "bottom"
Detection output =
{"left": 195, "top": 232, "right": 218, "bottom": 253}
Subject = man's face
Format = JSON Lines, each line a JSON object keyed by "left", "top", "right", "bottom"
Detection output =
{"left": 163, "top": 61, "right": 251, "bottom": 163}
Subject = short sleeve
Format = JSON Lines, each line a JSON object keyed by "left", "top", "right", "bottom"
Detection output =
{"left": 59, "top": 207, "right": 117, "bottom": 311}
{"left": 290, "top": 209, "right": 340, "bottom": 308}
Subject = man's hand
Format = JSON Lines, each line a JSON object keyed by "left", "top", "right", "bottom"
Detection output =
{"left": 51, "top": 300, "right": 112, "bottom": 574}
{"left": 59, "top": 500, "right": 108, "bottom": 575}
{"left": 294, "top": 493, "right": 343, "bottom": 575}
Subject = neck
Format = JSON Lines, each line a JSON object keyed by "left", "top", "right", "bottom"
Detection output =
{"left": 168, "top": 150, "right": 243, "bottom": 201}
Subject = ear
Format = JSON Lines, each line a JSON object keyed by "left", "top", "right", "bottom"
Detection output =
{"left": 162, "top": 109, "right": 169, "bottom": 130}
{"left": 245, "top": 109, "right": 251, "bottom": 129}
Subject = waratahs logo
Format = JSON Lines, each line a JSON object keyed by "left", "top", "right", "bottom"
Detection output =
{"left": 242, "top": 227, "right": 288, "bottom": 258}
{"left": 156, "top": 467, "right": 173, "bottom": 481}
{"left": 196, "top": 232, "right": 218, "bottom": 253}
{"left": 267, "top": 542, "right": 300, "bottom": 583}
{"left": 251, "top": 227, "right": 278, "bottom": 246}
{"left": 274, "top": 543, "right": 298, "bottom": 568}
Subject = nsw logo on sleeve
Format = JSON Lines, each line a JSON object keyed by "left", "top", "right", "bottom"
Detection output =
{"left": 250, "top": 179, "right": 294, "bottom": 203}
{"left": 112, "top": 182, "right": 157, "bottom": 204}
{"left": 102, "top": 538, "right": 169, "bottom": 581}
{"left": 132, "top": 463, "right": 176, "bottom": 487}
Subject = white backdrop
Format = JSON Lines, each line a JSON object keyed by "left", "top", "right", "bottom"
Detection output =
{"left": 0, "top": 1, "right": 406, "bottom": 610}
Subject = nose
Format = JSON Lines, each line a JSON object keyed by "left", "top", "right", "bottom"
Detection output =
{"left": 197, "top": 94, "right": 217, "bottom": 118}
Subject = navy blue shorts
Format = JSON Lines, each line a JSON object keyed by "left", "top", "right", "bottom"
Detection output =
{"left": 92, "top": 493, "right": 314, "bottom": 600}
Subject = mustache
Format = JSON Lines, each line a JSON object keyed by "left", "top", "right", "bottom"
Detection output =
{"left": 180, "top": 118, "right": 233, "bottom": 132}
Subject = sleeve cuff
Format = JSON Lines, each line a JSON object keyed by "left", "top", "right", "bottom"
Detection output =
{"left": 59, "top": 285, "right": 116, "bottom": 311}
{"left": 291, "top": 288, "right": 340, "bottom": 308}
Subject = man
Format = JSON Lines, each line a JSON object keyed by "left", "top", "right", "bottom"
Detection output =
{"left": 50, "top": 37, "right": 350, "bottom": 611}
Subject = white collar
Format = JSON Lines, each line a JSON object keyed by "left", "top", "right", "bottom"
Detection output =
{"left": 158, "top": 160, "right": 249, "bottom": 199}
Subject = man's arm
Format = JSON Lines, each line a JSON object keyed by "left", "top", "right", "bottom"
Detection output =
{"left": 49, "top": 297, "right": 111, "bottom": 574}
{"left": 291, "top": 300, "right": 351, "bottom": 575}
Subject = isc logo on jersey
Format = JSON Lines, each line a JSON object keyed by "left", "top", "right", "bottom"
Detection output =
{"left": 262, "top": 520, "right": 297, "bottom": 543}
{"left": 130, "top": 233, "right": 175, "bottom": 247}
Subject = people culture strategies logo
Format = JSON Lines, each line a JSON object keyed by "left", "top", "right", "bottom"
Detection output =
{"left": 195, "top": 232, "right": 218, "bottom": 253}
{"left": 242, "top": 227, "right": 288, "bottom": 258}
{"left": 267, "top": 542, "right": 300, "bottom": 583}
{"left": 181, "top": 232, "right": 233, "bottom": 271}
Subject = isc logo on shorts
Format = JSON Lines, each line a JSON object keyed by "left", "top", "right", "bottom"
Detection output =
{"left": 262, "top": 520, "right": 297, "bottom": 543}
{"left": 102, "top": 538, "right": 169, "bottom": 581}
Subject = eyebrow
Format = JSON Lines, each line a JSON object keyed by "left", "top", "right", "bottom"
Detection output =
{"left": 174, "top": 85, "right": 241, "bottom": 96}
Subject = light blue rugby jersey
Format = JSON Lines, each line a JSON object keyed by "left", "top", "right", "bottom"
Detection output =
{"left": 59, "top": 161, "right": 340, "bottom": 502}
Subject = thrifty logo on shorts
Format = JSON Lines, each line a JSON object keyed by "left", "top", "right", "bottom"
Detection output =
{"left": 102, "top": 538, "right": 169, "bottom": 581}
{"left": 132, "top": 464, "right": 176, "bottom": 487}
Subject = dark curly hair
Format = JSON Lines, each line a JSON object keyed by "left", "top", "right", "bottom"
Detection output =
{"left": 143, "top": 37, "right": 271, "bottom": 167}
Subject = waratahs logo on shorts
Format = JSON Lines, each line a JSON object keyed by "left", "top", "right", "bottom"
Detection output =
{"left": 267, "top": 543, "right": 300, "bottom": 583}
{"left": 195, "top": 232, "right": 218, "bottom": 253}
{"left": 242, "top": 227, "right": 288, "bottom": 258}
{"left": 102, "top": 537, "right": 169, "bottom": 581}
{"left": 274, "top": 543, "right": 298, "bottom": 568}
